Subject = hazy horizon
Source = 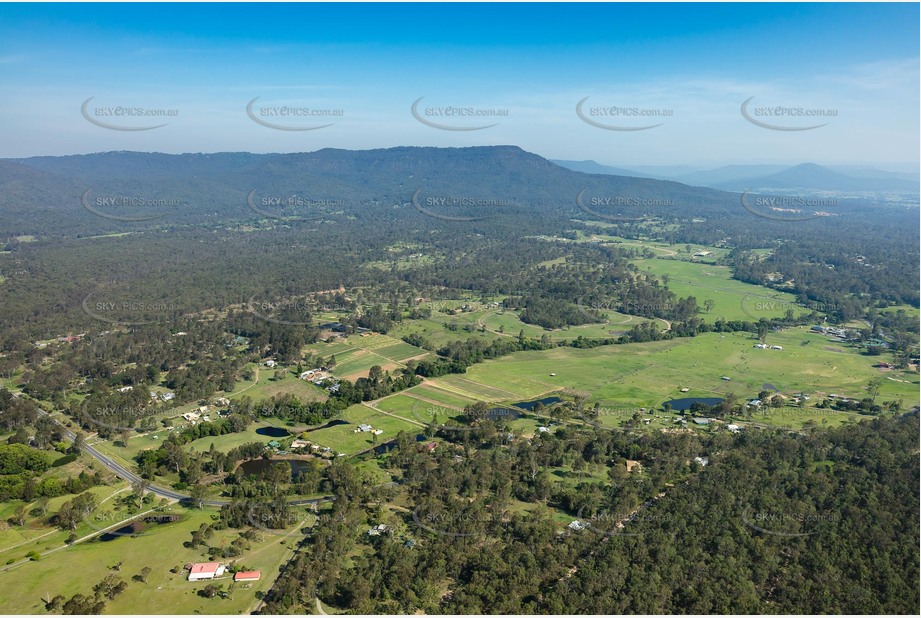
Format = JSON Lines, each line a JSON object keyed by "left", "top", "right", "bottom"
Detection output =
{"left": 0, "top": 3, "right": 918, "bottom": 165}
{"left": 3, "top": 147, "right": 918, "bottom": 175}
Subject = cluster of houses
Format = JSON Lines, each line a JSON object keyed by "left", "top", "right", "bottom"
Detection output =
{"left": 299, "top": 368, "right": 332, "bottom": 383}
{"left": 186, "top": 562, "right": 260, "bottom": 583}
{"left": 810, "top": 325, "right": 855, "bottom": 340}
{"left": 672, "top": 417, "right": 743, "bottom": 433}
{"left": 150, "top": 391, "right": 175, "bottom": 402}
{"left": 182, "top": 406, "right": 212, "bottom": 425}
{"left": 286, "top": 438, "right": 345, "bottom": 458}
{"left": 34, "top": 333, "right": 85, "bottom": 348}
{"left": 354, "top": 424, "right": 383, "bottom": 436}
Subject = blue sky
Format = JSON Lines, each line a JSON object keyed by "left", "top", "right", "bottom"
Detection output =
{"left": 0, "top": 2, "right": 917, "bottom": 167}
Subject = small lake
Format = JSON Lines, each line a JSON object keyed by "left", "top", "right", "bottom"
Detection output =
{"left": 98, "top": 514, "right": 182, "bottom": 542}
{"left": 664, "top": 397, "right": 724, "bottom": 412}
{"left": 238, "top": 458, "right": 313, "bottom": 479}
{"left": 511, "top": 396, "right": 562, "bottom": 411}
{"left": 485, "top": 407, "right": 521, "bottom": 421}
{"left": 313, "top": 419, "right": 350, "bottom": 430}
{"left": 256, "top": 426, "right": 290, "bottom": 438}
{"left": 373, "top": 434, "right": 427, "bottom": 455}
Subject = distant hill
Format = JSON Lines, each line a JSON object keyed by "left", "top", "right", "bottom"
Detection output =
{"left": 0, "top": 146, "right": 746, "bottom": 237}
{"left": 550, "top": 159, "right": 652, "bottom": 178}
{"left": 672, "top": 165, "right": 790, "bottom": 187}
{"left": 715, "top": 163, "right": 920, "bottom": 194}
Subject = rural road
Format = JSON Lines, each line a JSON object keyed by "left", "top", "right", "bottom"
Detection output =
{"left": 39, "top": 410, "right": 332, "bottom": 507}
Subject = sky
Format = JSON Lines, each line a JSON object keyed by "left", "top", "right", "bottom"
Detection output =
{"left": 0, "top": 2, "right": 918, "bottom": 168}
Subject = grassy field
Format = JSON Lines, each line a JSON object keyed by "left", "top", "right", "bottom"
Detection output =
{"left": 634, "top": 257, "right": 808, "bottom": 322}
{"left": 0, "top": 504, "right": 311, "bottom": 614}
{"left": 411, "top": 385, "right": 478, "bottom": 409}
{"left": 418, "top": 327, "right": 919, "bottom": 427}
{"left": 0, "top": 483, "right": 129, "bottom": 562}
{"left": 90, "top": 419, "right": 292, "bottom": 466}
{"left": 304, "top": 333, "right": 430, "bottom": 381}
{"left": 478, "top": 308, "right": 655, "bottom": 341}
{"left": 304, "top": 405, "right": 422, "bottom": 456}
{"left": 226, "top": 364, "right": 328, "bottom": 403}
{"left": 183, "top": 420, "right": 291, "bottom": 454}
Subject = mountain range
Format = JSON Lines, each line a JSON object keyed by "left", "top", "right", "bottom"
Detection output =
{"left": 552, "top": 160, "right": 920, "bottom": 194}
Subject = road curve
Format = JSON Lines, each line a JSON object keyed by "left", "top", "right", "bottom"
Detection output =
{"left": 42, "top": 410, "right": 332, "bottom": 507}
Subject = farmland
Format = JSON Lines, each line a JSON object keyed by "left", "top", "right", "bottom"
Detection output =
{"left": 0, "top": 503, "right": 312, "bottom": 615}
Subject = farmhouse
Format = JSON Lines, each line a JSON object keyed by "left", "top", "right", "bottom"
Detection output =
{"left": 691, "top": 417, "right": 711, "bottom": 425}
{"left": 368, "top": 523, "right": 388, "bottom": 536}
{"left": 264, "top": 359, "right": 276, "bottom": 368}
{"left": 188, "top": 562, "right": 225, "bottom": 581}
{"left": 234, "top": 571, "right": 261, "bottom": 582}
{"left": 727, "top": 424, "right": 741, "bottom": 433}
{"left": 291, "top": 439, "right": 311, "bottom": 449}
{"left": 568, "top": 520, "right": 587, "bottom": 531}
{"left": 693, "top": 250, "right": 713, "bottom": 257}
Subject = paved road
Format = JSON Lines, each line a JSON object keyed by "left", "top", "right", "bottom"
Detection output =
{"left": 41, "top": 410, "right": 332, "bottom": 507}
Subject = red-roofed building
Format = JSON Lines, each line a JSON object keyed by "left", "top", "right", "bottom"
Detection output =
{"left": 188, "top": 562, "right": 225, "bottom": 581}
{"left": 234, "top": 571, "right": 261, "bottom": 582}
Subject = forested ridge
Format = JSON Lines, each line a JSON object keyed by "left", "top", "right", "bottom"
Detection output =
{"left": 261, "top": 413, "right": 920, "bottom": 614}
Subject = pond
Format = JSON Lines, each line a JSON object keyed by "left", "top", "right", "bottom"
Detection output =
{"left": 256, "top": 426, "right": 291, "bottom": 438}
{"left": 511, "top": 396, "right": 562, "bottom": 411}
{"left": 98, "top": 514, "right": 182, "bottom": 542}
{"left": 485, "top": 407, "right": 521, "bottom": 421}
{"left": 312, "top": 419, "right": 350, "bottom": 431}
{"left": 664, "top": 397, "right": 724, "bottom": 412}
{"left": 373, "top": 434, "right": 427, "bottom": 455}
{"left": 238, "top": 458, "right": 314, "bottom": 480}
